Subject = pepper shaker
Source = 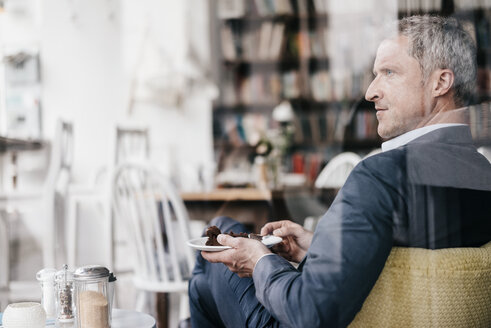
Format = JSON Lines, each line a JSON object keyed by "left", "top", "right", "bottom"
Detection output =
{"left": 55, "top": 264, "right": 75, "bottom": 324}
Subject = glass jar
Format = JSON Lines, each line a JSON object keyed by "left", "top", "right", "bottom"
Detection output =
{"left": 36, "top": 268, "right": 57, "bottom": 319}
{"left": 55, "top": 265, "right": 74, "bottom": 324}
{"left": 74, "top": 265, "right": 111, "bottom": 328}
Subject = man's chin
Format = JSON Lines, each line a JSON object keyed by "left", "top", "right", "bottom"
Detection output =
{"left": 377, "top": 127, "right": 396, "bottom": 140}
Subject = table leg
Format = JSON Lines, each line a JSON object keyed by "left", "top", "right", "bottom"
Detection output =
{"left": 156, "top": 292, "right": 168, "bottom": 328}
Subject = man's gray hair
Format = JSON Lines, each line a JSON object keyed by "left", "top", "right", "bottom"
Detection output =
{"left": 398, "top": 15, "right": 477, "bottom": 106}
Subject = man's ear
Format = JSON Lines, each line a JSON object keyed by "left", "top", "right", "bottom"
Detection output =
{"left": 432, "top": 69, "right": 454, "bottom": 97}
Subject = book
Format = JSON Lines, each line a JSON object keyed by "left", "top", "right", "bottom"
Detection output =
{"left": 217, "top": 0, "right": 246, "bottom": 19}
{"left": 311, "top": 70, "right": 331, "bottom": 101}
{"left": 298, "top": 31, "right": 311, "bottom": 58}
{"left": 292, "top": 113, "right": 304, "bottom": 144}
{"left": 310, "top": 30, "right": 326, "bottom": 58}
{"left": 296, "top": 0, "right": 308, "bottom": 15}
{"left": 258, "top": 22, "right": 274, "bottom": 60}
{"left": 274, "top": 0, "right": 293, "bottom": 14}
{"left": 254, "top": 0, "right": 269, "bottom": 16}
{"left": 292, "top": 152, "right": 305, "bottom": 174}
{"left": 282, "top": 71, "right": 301, "bottom": 99}
{"left": 313, "top": 0, "right": 327, "bottom": 14}
{"left": 309, "top": 113, "right": 321, "bottom": 144}
{"left": 220, "top": 26, "right": 237, "bottom": 60}
{"left": 269, "top": 23, "right": 286, "bottom": 60}
{"left": 300, "top": 114, "right": 313, "bottom": 142}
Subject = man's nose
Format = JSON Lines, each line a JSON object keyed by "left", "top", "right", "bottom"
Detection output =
{"left": 365, "top": 78, "right": 381, "bottom": 102}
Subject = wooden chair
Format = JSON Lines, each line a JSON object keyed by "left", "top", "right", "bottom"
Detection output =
{"left": 112, "top": 162, "right": 194, "bottom": 324}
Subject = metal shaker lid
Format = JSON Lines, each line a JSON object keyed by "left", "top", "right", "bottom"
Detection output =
{"left": 73, "top": 265, "right": 110, "bottom": 281}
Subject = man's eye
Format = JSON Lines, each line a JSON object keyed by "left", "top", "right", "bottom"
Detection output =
{"left": 386, "top": 69, "right": 393, "bottom": 75}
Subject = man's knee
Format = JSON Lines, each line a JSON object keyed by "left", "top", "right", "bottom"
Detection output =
{"left": 209, "top": 216, "right": 247, "bottom": 234}
{"left": 189, "top": 272, "right": 208, "bottom": 302}
{"left": 210, "top": 216, "right": 236, "bottom": 228}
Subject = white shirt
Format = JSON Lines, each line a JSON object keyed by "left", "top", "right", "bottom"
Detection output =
{"left": 381, "top": 124, "right": 466, "bottom": 152}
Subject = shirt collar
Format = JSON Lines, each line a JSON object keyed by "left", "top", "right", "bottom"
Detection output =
{"left": 381, "top": 124, "right": 466, "bottom": 152}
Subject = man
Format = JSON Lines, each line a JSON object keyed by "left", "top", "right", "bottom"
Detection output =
{"left": 189, "top": 15, "right": 491, "bottom": 327}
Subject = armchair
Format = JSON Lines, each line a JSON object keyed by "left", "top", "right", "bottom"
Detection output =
{"left": 349, "top": 242, "right": 491, "bottom": 327}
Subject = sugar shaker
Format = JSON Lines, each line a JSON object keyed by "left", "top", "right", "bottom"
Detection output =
{"left": 74, "top": 265, "right": 111, "bottom": 328}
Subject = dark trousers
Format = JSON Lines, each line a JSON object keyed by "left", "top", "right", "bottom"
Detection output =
{"left": 188, "top": 216, "right": 281, "bottom": 328}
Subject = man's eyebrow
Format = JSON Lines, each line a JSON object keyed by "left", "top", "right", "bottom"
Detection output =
{"left": 373, "top": 65, "right": 398, "bottom": 76}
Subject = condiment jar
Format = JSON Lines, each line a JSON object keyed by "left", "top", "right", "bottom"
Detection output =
{"left": 36, "top": 268, "right": 57, "bottom": 319}
{"left": 55, "top": 264, "right": 74, "bottom": 324}
{"left": 74, "top": 265, "right": 111, "bottom": 328}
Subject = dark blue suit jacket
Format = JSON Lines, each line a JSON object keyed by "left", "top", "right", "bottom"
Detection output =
{"left": 253, "top": 126, "right": 491, "bottom": 327}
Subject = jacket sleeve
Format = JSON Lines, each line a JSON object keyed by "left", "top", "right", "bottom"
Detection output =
{"left": 253, "top": 157, "right": 403, "bottom": 327}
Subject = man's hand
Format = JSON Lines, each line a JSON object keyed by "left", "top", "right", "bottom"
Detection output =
{"left": 202, "top": 234, "right": 271, "bottom": 278}
{"left": 261, "top": 220, "right": 313, "bottom": 263}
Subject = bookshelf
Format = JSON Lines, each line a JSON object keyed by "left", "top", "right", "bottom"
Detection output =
{"left": 211, "top": 0, "right": 491, "bottom": 189}
{"left": 211, "top": 0, "right": 378, "bottom": 188}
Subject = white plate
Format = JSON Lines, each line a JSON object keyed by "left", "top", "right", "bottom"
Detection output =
{"left": 187, "top": 237, "right": 231, "bottom": 252}
{"left": 187, "top": 235, "right": 283, "bottom": 252}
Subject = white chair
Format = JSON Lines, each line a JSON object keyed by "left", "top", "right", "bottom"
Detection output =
{"left": 0, "top": 212, "right": 9, "bottom": 290}
{"left": 66, "top": 125, "right": 150, "bottom": 270}
{"left": 478, "top": 146, "right": 491, "bottom": 163}
{"left": 314, "top": 152, "right": 362, "bottom": 189}
{"left": 363, "top": 148, "right": 382, "bottom": 159}
{"left": 305, "top": 152, "right": 362, "bottom": 232}
{"left": 112, "top": 162, "right": 194, "bottom": 323}
{"left": 115, "top": 126, "right": 150, "bottom": 165}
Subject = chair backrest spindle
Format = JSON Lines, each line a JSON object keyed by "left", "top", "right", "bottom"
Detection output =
{"left": 112, "top": 162, "right": 194, "bottom": 289}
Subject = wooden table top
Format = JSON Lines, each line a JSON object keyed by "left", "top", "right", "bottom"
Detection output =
{"left": 181, "top": 188, "right": 272, "bottom": 202}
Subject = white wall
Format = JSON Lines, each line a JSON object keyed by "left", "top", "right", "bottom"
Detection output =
{"left": 0, "top": 0, "right": 214, "bottom": 282}
{"left": 40, "top": 0, "right": 214, "bottom": 189}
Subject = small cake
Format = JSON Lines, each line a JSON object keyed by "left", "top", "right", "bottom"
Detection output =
{"left": 205, "top": 226, "right": 257, "bottom": 246}
{"left": 205, "top": 226, "right": 222, "bottom": 246}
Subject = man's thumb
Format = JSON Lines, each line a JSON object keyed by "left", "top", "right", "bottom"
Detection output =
{"left": 217, "top": 234, "right": 233, "bottom": 246}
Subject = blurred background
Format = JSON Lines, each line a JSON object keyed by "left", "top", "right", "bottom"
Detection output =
{"left": 0, "top": 0, "right": 489, "bottom": 327}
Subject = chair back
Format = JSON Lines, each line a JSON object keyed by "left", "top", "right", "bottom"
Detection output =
{"left": 349, "top": 242, "right": 491, "bottom": 327}
{"left": 112, "top": 162, "right": 194, "bottom": 291}
{"left": 314, "top": 152, "right": 361, "bottom": 189}
{"left": 44, "top": 119, "right": 74, "bottom": 268}
{"left": 0, "top": 213, "right": 8, "bottom": 289}
{"left": 115, "top": 127, "right": 149, "bottom": 166}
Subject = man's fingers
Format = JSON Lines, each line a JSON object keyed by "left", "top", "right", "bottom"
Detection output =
{"left": 201, "top": 248, "right": 233, "bottom": 263}
{"left": 261, "top": 220, "right": 293, "bottom": 235}
{"left": 217, "top": 234, "right": 239, "bottom": 247}
{"left": 201, "top": 251, "right": 221, "bottom": 263}
{"left": 272, "top": 225, "right": 300, "bottom": 238}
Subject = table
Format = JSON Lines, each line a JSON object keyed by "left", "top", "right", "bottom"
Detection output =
{"left": 0, "top": 308, "right": 156, "bottom": 328}
{"left": 181, "top": 188, "right": 291, "bottom": 233}
{"left": 0, "top": 136, "right": 44, "bottom": 153}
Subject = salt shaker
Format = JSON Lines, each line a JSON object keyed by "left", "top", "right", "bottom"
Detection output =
{"left": 36, "top": 268, "right": 57, "bottom": 319}
{"left": 74, "top": 265, "right": 111, "bottom": 328}
{"left": 55, "top": 264, "right": 74, "bottom": 324}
